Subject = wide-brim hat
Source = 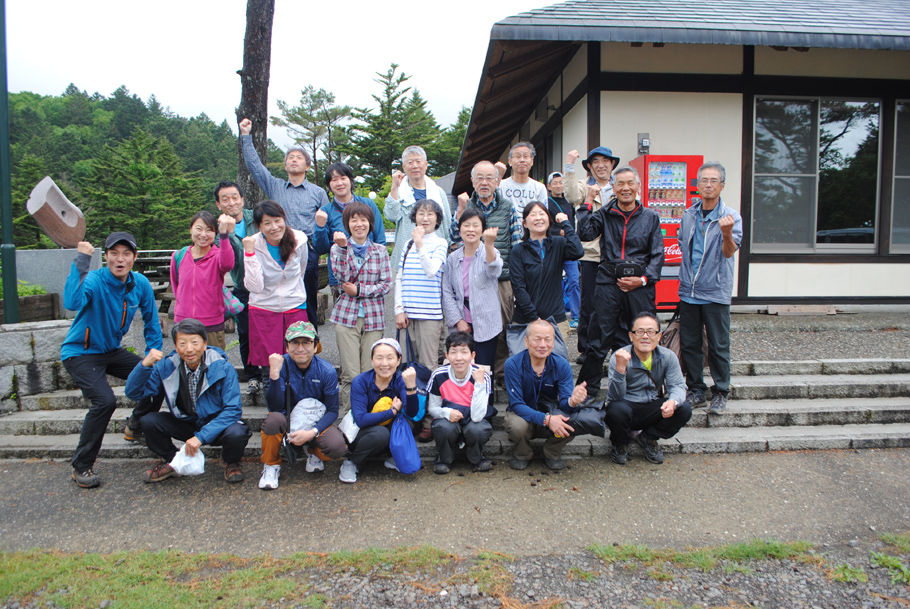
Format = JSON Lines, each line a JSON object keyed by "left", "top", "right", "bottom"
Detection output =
{"left": 582, "top": 146, "right": 620, "bottom": 173}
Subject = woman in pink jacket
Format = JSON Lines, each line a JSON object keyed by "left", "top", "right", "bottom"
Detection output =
{"left": 169, "top": 211, "right": 235, "bottom": 349}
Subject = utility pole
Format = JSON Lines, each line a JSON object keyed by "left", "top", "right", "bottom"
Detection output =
{"left": 0, "top": 0, "right": 19, "bottom": 323}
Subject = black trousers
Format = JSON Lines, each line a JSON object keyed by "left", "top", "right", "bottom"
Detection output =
{"left": 346, "top": 424, "right": 391, "bottom": 469}
{"left": 232, "top": 288, "right": 260, "bottom": 381}
{"left": 577, "top": 282, "right": 656, "bottom": 393}
{"left": 605, "top": 398, "right": 692, "bottom": 447}
{"left": 576, "top": 260, "right": 598, "bottom": 354}
{"left": 141, "top": 411, "right": 251, "bottom": 464}
{"left": 431, "top": 418, "right": 493, "bottom": 466}
{"left": 66, "top": 348, "right": 163, "bottom": 472}
{"left": 679, "top": 300, "right": 732, "bottom": 395}
{"left": 304, "top": 244, "right": 319, "bottom": 328}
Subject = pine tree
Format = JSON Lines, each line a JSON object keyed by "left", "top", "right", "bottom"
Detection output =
{"left": 271, "top": 85, "right": 352, "bottom": 179}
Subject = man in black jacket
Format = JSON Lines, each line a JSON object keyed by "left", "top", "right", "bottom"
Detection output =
{"left": 575, "top": 166, "right": 664, "bottom": 402}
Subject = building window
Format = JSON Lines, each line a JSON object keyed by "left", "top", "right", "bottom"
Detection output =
{"left": 893, "top": 101, "right": 910, "bottom": 253}
{"left": 752, "top": 98, "right": 880, "bottom": 252}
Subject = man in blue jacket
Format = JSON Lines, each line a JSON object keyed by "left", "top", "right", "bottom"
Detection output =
{"left": 63, "top": 232, "right": 163, "bottom": 489}
{"left": 504, "top": 320, "right": 589, "bottom": 471}
{"left": 258, "top": 321, "right": 346, "bottom": 490}
{"left": 125, "top": 318, "right": 251, "bottom": 484}
{"left": 677, "top": 163, "right": 743, "bottom": 415}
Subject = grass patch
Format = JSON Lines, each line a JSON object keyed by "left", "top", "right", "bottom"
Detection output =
{"left": 588, "top": 539, "right": 813, "bottom": 573}
{"left": 879, "top": 531, "right": 910, "bottom": 554}
{"left": 567, "top": 567, "right": 597, "bottom": 581}
{"left": 870, "top": 551, "right": 910, "bottom": 585}
{"left": 827, "top": 563, "right": 868, "bottom": 583}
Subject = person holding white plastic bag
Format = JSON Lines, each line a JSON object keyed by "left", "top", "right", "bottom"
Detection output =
{"left": 125, "top": 318, "right": 250, "bottom": 484}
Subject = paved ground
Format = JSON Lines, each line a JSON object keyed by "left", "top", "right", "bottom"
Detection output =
{"left": 1, "top": 448, "right": 907, "bottom": 557}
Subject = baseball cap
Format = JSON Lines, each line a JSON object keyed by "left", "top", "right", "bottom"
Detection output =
{"left": 104, "top": 231, "right": 138, "bottom": 252}
{"left": 547, "top": 171, "right": 562, "bottom": 185}
{"left": 285, "top": 321, "right": 318, "bottom": 342}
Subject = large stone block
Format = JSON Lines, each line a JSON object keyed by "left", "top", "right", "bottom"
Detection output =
{"left": 13, "top": 362, "right": 59, "bottom": 396}
{"left": 0, "top": 330, "right": 34, "bottom": 366}
{"left": 0, "top": 366, "right": 14, "bottom": 399}
{"left": 31, "top": 326, "right": 71, "bottom": 363}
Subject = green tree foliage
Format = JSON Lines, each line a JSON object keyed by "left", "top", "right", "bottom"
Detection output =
{"left": 79, "top": 128, "right": 203, "bottom": 250}
{"left": 272, "top": 85, "right": 352, "bottom": 180}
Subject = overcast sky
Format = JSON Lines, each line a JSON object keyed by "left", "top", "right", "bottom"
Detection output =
{"left": 6, "top": 0, "right": 539, "bottom": 148}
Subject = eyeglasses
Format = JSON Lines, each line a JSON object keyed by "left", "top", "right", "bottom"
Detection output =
{"left": 698, "top": 178, "right": 723, "bottom": 185}
{"left": 630, "top": 329, "right": 659, "bottom": 337}
{"left": 474, "top": 175, "right": 498, "bottom": 183}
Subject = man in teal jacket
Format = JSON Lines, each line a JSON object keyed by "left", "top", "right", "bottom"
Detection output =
{"left": 125, "top": 318, "right": 250, "bottom": 484}
{"left": 62, "top": 232, "right": 163, "bottom": 489}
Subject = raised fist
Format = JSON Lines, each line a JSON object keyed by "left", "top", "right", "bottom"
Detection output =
{"left": 315, "top": 209, "right": 328, "bottom": 228}
{"left": 718, "top": 214, "right": 735, "bottom": 235}
{"left": 411, "top": 225, "right": 425, "bottom": 248}
{"left": 494, "top": 161, "right": 507, "bottom": 177}
{"left": 472, "top": 367, "right": 486, "bottom": 385}
{"left": 401, "top": 366, "right": 417, "bottom": 388}
{"left": 217, "top": 214, "right": 236, "bottom": 234}
{"left": 142, "top": 348, "right": 164, "bottom": 368}
{"left": 239, "top": 118, "right": 252, "bottom": 135}
{"left": 333, "top": 232, "right": 348, "bottom": 248}
{"left": 392, "top": 171, "right": 405, "bottom": 188}
{"left": 554, "top": 212, "right": 568, "bottom": 224}
{"left": 566, "top": 150, "right": 580, "bottom": 165}
{"left": 482, "top": 226, "right": 499, "bottom": 247}
{"left": 76, "top": 241, "right": 94, "bottom": 256}
{"left": 242, "top": 235, "right": 257, "bottom": 254}
{"left": 457, "top": 193, "right": 470, "bottom": 213}
{"left": 268, "top": 353, "right": 284, "bottom": 379}
{"left": 614, "top": 349, "right": 632, "bottom": 373}
{"left": 570, "top": 381, "right": 587, "bottom": 407}
{"left": 586, "top": 184, "right": 600, "bottom": 201}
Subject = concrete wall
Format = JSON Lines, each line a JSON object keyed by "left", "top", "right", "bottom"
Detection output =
{"left": 748, "top": 264, "right": 910, "bottom": 298}
{"left": 16, "top": 248, "right": 102, "bottom": 318}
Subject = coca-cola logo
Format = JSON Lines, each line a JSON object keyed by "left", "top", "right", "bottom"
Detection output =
{"left": 664, "top": 242, "right": 681, "bottom": 263}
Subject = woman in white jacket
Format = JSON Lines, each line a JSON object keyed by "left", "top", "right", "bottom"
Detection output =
{"left": 242, "top": 201, "right": 309, "bottom": 376}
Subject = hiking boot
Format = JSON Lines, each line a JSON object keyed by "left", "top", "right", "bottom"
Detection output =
{"left": 575, "top": 354, "right": 586, "bottom": 365}
{"left": 508, "top": 457, "right": 529, "bottom": 471}
{"left": 472, "top": 459, "right": 492, "bottom": 473}
{"left": 544, "top": 456, "right": 566, "bottom": 471}
{"left": 383, "top": 458, "right": 399, "bottom": 472}
{"left": 685, "top": 388, "right": 706, "bottom": 408}
{"left": 246, "top": 378, "right": 261, "bottom": 396}
{"left": 708, "top": 392, "right": 727, "bottom": 415}
{"left": 433, "top": 462, "right": 450, "bottom": 475}
{"left": 305, "top": 454, "right": 325, "bottom": 473}
{"left": 72, "top": 468, "right": 100, "bottom": 488}
{"left": 123, "top": 417, "right": 143, "bottom": 442}
{"left": 569, "top": 319, "right": 578, "bottom": 329}
{"left": 609, "top": 445, "right": 628, "bottom": 465}
{"left": 635, "top": 434, "right": 664, "bottom": 465}
{"left": 143, "top": 461, "right": 176, "bottom": 483}
{"left": 339, "top": 459, "right": 358, "bottom": 483}
{"left": 224, "top": 462, "right": 244, "bottom": 483}
{"left": 258, "top": 464, "right": 280, "bottom": 490}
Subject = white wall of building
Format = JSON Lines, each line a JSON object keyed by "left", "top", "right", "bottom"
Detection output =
{"left": 749, "top": 264, "right": 910, "bottom": 297}
{"left": 602, "top": 42, "right": 743, "bottom": 74}
{"left": 755, "top": 47, "right": 910, "bottom": 79}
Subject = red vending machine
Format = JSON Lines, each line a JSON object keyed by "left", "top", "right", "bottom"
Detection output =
{"left": 628, "top": 154, "right": 704, "bottom": 311}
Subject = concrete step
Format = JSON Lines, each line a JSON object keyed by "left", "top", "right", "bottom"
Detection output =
{"left": 729, "top": 373, "right": 910, "bottom": 400}
{"left": 1, "top": 423, "right": 907, "bottom": 461}
{"left": 729, "top": 359, "right": 910, "bottom": 376}
{"left": 4, "top": 398, "right": 910, "bottom": 437}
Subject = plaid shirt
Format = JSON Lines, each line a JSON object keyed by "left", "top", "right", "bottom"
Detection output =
{"left": 329, "top": 242, "right": 391, "bottom": 331}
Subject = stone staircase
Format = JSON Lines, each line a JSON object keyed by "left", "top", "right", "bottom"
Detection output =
{"left": 0, "top": 358, "right": 908, "bottom": 462}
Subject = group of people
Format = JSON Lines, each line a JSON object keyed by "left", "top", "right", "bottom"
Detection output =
{"left": 62, "top": 122, "right": 742, "bottom": 490}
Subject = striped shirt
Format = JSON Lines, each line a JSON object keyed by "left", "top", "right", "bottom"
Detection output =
{"left": 394, "top": 233, "right": 447, "bottom": 320}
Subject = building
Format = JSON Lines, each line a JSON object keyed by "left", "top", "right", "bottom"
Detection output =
{"left": 455, "top": 0, "right": 910, "bottom": 304}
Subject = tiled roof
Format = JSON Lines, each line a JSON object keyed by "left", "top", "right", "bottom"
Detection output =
{"left": 494, "top": 0, "right": 910, "bottom": 50}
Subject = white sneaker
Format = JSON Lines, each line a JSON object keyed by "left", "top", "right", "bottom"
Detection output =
{"left": 305, "top": 454, "right": 325, "bottom": 473}
{"left": 258, "top": 464, "right": 280, "bottom": 490}
{"left": 339, "top": 459, "right": 358, "bottom": 483}
{"left": 384, "top": 458, "right": 399, "bottom": 472}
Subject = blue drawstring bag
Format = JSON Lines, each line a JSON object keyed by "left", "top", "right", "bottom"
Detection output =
{"left": 389, "top": 413, "right": 421, "bottom": 474}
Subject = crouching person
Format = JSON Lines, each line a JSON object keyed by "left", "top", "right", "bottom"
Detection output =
{"left": 605, "top": 312, "right": 691, "bottom": 465}
{"left": 504, "top": 319, "right": 592, "bottom": 471}
{"left": 259, "top": 321, "right": 347, "bottom": 490}
{"left": 339, "top": 338, "right": 419, "bottom": 484}
{"left": 428, "top": 332, "right": 494, "bottom": 474}
{"left": 125, "top": 318, "right": 251, "bottom": 483}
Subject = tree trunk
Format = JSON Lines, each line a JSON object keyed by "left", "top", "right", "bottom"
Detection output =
{"left": 236, "top": 0, "right": 275, "bottom": 205}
